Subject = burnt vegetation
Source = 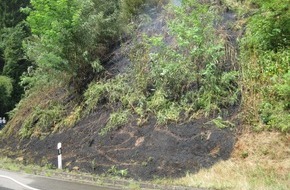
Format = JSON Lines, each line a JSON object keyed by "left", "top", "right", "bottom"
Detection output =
{"left": 0, "top": 0, "right": 289, "bottom": 181}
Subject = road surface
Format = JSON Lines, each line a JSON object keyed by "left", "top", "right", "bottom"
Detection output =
{"left": 0, "top": 170, "right": 119, "bottom": 190}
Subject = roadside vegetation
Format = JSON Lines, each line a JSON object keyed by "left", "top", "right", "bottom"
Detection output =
{"left": 159, "top": 131, "right": 290, "bottom": 190}
{"left": 0, "top": 156, "right": 54, "bottom": 174}
{"left": 0, "top": 0, "right": 289, "bottom": 189}
{"left": 239, "top": 0, "right": 289, "bottom": 132}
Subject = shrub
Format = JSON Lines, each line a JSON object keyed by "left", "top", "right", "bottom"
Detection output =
{"left": 24, "top": 0, "right": 125, "bottom": 93}
{"left": 84, "top": 0, "right": 239, "bottom": 128}
{"left": 240, "top": 0, "right": 290, "bottom": 132}
{"left": 20, "top": 103, "right": 65, "bottom": 138}
{"left": 99, "top": 110, "right": 130, "bottom": 136}
{"left": 246, "top": 0, "right": 289, "bottom": 51}
{"left": 0, "top": 75, "right": 13, "bottom": 115}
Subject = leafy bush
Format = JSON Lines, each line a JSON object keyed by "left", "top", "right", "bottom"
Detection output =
{"left": 24, "top": 0, "right": 126, "bottom": 93}
{"left": 107, "top": 165, "right": 128, "bottom": 177}
{"left": 240, "top": 0, "right": 290, "bottom": 132}
{"left": 259, "top": 71, "right": 290, "bottom": 132}
{"left": 142, "top": 0, "right": 239, "bottom": 117}
{"left": 20, "top": 103, "right": 65, "bottom": 138}
{"left": 120, "top": 0, "right": 146, "bottom": 20}
{"left": 84, "top": 0, "right": 239, "bottom": 127}
{"left": 0, "top": 76, "right": 13, "bottom": 115}
{"left": 99, "top": 110, "right": 130, "bottom": 136}
{"left": 0, "top": 76, "right": 13, "bottom": 98}
{"left": 0, "top": 0, "right": 29, "bottom": 28}
{"left": 275, "top": 72, "right": 290, "bottom": 110}
{"left": 246, "top": 0, "right": 289, "bottom": 51}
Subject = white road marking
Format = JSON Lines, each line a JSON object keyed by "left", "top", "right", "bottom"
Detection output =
{"left": 0, "top": 175, "right": 42, "bottom": 190}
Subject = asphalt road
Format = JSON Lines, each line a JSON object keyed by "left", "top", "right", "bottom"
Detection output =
{"left": 0, "top": 170, "right": 119, "bottom": 190}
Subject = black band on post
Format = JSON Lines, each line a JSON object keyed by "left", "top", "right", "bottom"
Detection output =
{"left": 58, "top": 148, "right": 62, "bottom": 155}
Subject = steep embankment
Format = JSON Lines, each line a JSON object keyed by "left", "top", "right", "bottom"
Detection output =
{"left": 1, "top": 109, "right": 237, "bottom": 180}
{"left": 1, "top": 0, "right": 241, "bottom": 180}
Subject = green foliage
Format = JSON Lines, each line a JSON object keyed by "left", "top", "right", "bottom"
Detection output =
{"left": 24, "top": 0, "right": 81, "bottom": 71}
{"left": 84, "top": 82, "right": 107, "bottom": 113}
{"left": 24, "top": 0, "right": 129, "bottom": 93}
{"left": 259, "top": 72, "right": 290, "bottom": 132}
{"left": 274, "top": 72, "right": 290, "bottom": 109}
{"left": 20, "top": 103, "right": 65, "bottom": 138}
{"left": 24, "top": 0, "right": 125, "bottom": 73}
{"left": 1, "top": 24, "right": 30, "bottom": 79}
{"left": 107, "top": 165, "right": 128, "bottom": 177}
{"left": 84, "top": 0, "right": 239, "bottom": 127}
{"left": 0, "top": 0, "right": 29, "bottom": 28}
{"left": 257, "top": 50, "right": 289, "bottom": 77}
{"left": 73, "top": 0, "right": 122, "bottom": 74}
{"left": 0, "top": 0, "right": 31, "bottom": 116}
{"left": 0, "top": 76, "right": 13, "bottom": 98}
{"left": 246, "top": 0, "right": 289, "bottom": 51}
{"left": 144, "top": 0, "right": 238, "bottom": 117}
{"left": 19, "top": 65, "right": 68, "bottom": 98}
{"left": 76, "top": 0, "right": 122, "bottom": 45}
{"left": 206, "top": 116, "right": 235, "bottom": 129}
{"left": 99, "top": 110, "right": 130, "bottom": 136}
{"left": 240, "top": 0, "right": 290, "bottom": 132}
{"left": 120, "top": 0, "right": 145, "bottom": 20}
{"left": 0, "top": 24, "right": 31, "bottom": 106}
{"left": 0, "top": 76, "right": 13, "bottom": 114}
{"left": 84, "top": 75, "right": 131, "bottom": 114}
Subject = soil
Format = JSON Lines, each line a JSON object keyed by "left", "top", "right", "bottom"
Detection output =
{"left": 1, "top": 106, "right": 238, "bottom": 180}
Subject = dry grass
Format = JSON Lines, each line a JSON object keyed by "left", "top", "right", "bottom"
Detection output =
{"left": 2, "top": 81, "right": 70, "bottom": 137}
{"left": 167, "top": 131, "right": 290, "bottom": 190}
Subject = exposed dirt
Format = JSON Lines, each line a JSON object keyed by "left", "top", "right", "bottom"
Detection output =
{"left": 0, "top": 105, "right": 238, "bottom": 180}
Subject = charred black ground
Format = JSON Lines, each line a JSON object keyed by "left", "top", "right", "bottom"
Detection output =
{"left": 1, "top": 105, "right": 239, "bottom": 180}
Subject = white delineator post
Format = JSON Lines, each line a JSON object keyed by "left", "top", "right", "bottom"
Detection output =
{"left": 57, "top": 142, "right": 62, "bottom": 169}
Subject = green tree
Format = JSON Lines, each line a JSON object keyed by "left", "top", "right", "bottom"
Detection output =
{"left": 24, "top": 0, "right": 81, "bottom": 71}
{"left": 0, "top": 0, "right": 31, "bottom": 116}
{"left": 0, "top": 76, "right": 13, "bottom": 115}
{"left": 1, "top": 24, "right": 30, "bottom": 108}
{"left": 0, "top": 0, "right": 29, "bottom": 28}
{"left": 24, "top": 0, "right": 125, "bottom": 93}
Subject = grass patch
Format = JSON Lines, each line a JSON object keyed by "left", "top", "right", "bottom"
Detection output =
{"left": 0, "top": 156, "right": 41, "bottom": 173}
{"left": 99, "top": 110, "right": 130, "bottom": 136}
{"left": 172, "top": 160, "right": 289, "bottom": 190}
{"left": 154, "top": 131, "right": 290, "bottom": 190}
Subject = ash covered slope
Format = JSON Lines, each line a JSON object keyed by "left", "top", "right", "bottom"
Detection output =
{"left": 10, "top": 110, "right": 236, "bottom": 180}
